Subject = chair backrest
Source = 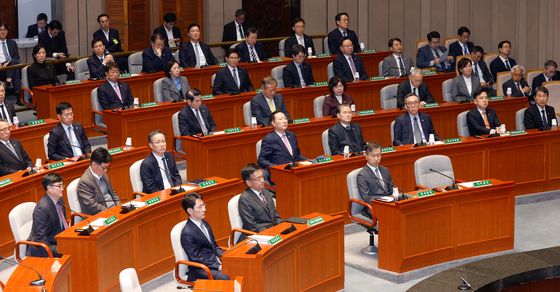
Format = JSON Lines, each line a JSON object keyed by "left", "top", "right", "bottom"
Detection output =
{"left": 526, "top": 69, "right": 542, "bottom": 90}
{"left": 346, "top": 168, "right": 363, "bottom": 216}
{"left": 153, "top": 78, "right": 165, "bottom": 102}
{"left": 66, "top": 178, "right": 82, "bottom": 223}
{"left": 414, "top": 155, "right": 455, "bottom": 188}
{"left": 278, "top": 38, "right": 287, "bottom": 57}
{"left": 484, "top": 53, "right": 499, "bottom": 71}
{"left": 313, "top": 95, "right": 326, "bottom": 118}
{"left": 515, "top": 108, "right": 526, "bottom": 131}
{"left": 380, "top": 84, "right": 398, "bottom": 109}
{"left": 129, "top": 159, "right": 144, "bottom": 193}
{"left": 444, "top": 37, "right": 458, "bottom": 49}
{"left": 227, "top": 194, "right": 244, "bottom": 244}
{"left": 271, "top": 65, "right": 286, "bottom": 88}
{"left": 243, "top": 101, "right": 252, "bottom": 126}
{"left": 9, "top": 202, "right": 36, "bottom": 259}
{"left": 229, "top": 43, "right": 240, "bottom": 50}
{"left": 256, "top": 139, "right": 262, "bottom": 159}
{"left": 496, "top": 71, "right": 512, "bottom": 96}
{"left": 91, "top": 88, "right": 105, "bottom": 127}
{"left": 321, "top": 129, "right": 331, "bottom": 155}
{"left": 378, "top": 60, "right": 383, "bottom": 76}
{"left": 457, "top": 110, "right": 470, "bottom": 137}
{"left": 323, "top": 37, "right": 330, "bottom": 54}
{"left": 543, "top": 81, "right": 560, "bottom": 111}
{"left": 442, "top": 78, "right": 454, "bottom": 102}
{"left": 171, "top": 111, "right": 183, "bottom": 153}
{"left": 43, "top": 133, "right": 49, "bottom": 159}
{"left": 170, "top": 220, "right": 189, "bottom": 281}
{"left": 21, "top": 65, "right": 32, "bottom": 103}
{"left": 74, "top": 58, "right": 90, "bottom": 81}
{"left": 128, "top": 52, "right": 143, "bottom": 74}
{"left": 119, "top": 268, "right": 142, "bottom": 292}
{"left": 327, "top": 62, "right": 334, "bottom": 80}
{"left": 416, "top": 39, "right": 428, "bottom": 51}
{"left": 390, "top": 120, "right": 395, "bottom": 143}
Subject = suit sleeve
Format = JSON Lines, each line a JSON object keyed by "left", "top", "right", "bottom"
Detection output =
{"left": 523, "top": 109, "right": 537, "bottom": 129}
{"left": 31, "top": 204, "right": 55, "bottom": 248}
{"left": 141, "top": 50, "right": 154, "bottom": 73}
{"left": 238, "top": 195, "right": 264, "bottom": 232}
{"left": 450, "top": 78, "right": 465, "bottom": 102}
{"left": 205, "top": 107, "right": 217, "bottom": 132}
{"left": 212, "top": 72, "right": 225, "bottom": 95}
{"left": 328, "top": 128, "right": 342, "bottom": 155}
{"left": 333, "top": 58, "right": 344, "bottom": 79}
{"left": 140, "top": 162, "right": 159, "bottom": 194}
{"left": 282, "top": 67, "right": 296, "bottom": 88}
{"left": 416, "top": 48, "right": 433, "bottom": 68}
{"left": 77, "top": 179, "right": 107, "bottom": 214}
{"left": 25, "top": 25, "right": 34, "bottom": 38}
{"left": 161, "top": 79, "right": 174, "bottom": 102}
{"left": 327, "top": 34, "right": 337, "bottom": 55}
{"left": 381, "top": 59, "right": 390, "bottom": 76}
{"left": 257, "top": 137, "right": 274, "bottom": 169}
{"left": 47, "top": 130, "right": 67, "bottom": 161}
{"left": 181, "top": 228, "right": 205, "bottom": 265}
{"left": 250, "top": 99, "right": 267, "bottom": 125}
{"left": 392, "top": 118, "right": 404, "bottom": 146}
{"left": 178, "top": 109, "right": 193, "bottom": 136}
{"left": 467, "top": 111, "right": 490, "bottom": 135}
{"left": 422, "top": 86, "right": 435, "bottom": 104}
{"left": 87, "top": 58, "right": 105, "bottom": 79}
{"left": 356, "top": 170, "right": 373, "bottom": 203}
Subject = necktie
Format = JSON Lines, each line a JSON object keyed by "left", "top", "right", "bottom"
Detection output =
{"left": 56, "top": 201, "right": 68, "bottom": 230}
{"left": 482, "top": 111, "right": 490, "bottom": 129}
{"left": 2, "top": 41, "right": 10, "bottom": 63}
{"left": 348, "top": 56, "right": 358, "bottom": 79}
{"left": 413, "top": 87, "right": 418, "bottom": 96}
{"left": 199, "top": 222, "right": 212, "bottom": 242}
{"left": 281, "top": 134, "right": 293, "bottom": 156}
{"left": 266, "top": 97, "right": 276, "bottom": 112}
{"left": 194, "top": 43, "right": 201, "bottom": 67}
{"left": 342, "top": 30, "right": 347, "bottom": 37}
{"left": 463, "top": 44, "right": 469, "bottom": 55}
{"left": 238, "top": 24, "right": 245, "bottom": 38}
{"left": 516, "top": 83, "right": 524, "bottom": 96}
{"left": 298, "top": 36, "right": 304, "bottom": 46}
{"left": 397, "top": 56, "right": 405, "bottom": 76}
{"left": 258, "top": 192, "right": 267, "bottom": 204}
{"left": 0, "top": 104, "right": 5, "bottom": 120}
{"left": 249, "top": 46, "right": 258, "bottom": 62}
{"left": 298, "top": 65, "right": 306, "bottom": 86}
{"left": 505, "top": 59, "right": 511, "bottom": 70}
{"left": 195, "top": 109, "right": 209, "bottom": 135}
{"left": 162, "top": 157, "right": 174, "bottom": 186}
{"left": 474, "top": 64, "right": 480, "bottom": 77}
{"left": 232, "top": 68, "right": 240, "bottom": 88}
{"left": 345, "top": 125, "right": 358, "bottom": 148}
{"left": 413, "top": 117, "right": 423, "bottom": 144}
{"left": 4, "top": 141, "right": 19, "bottom": 161}
{"left": 113, "top": 83, "right": 123, "bottom": 102}
{"left": 542, "top": 109, "right": 548, "bottom": 128}
{"left": 67, "top": 126, "right": 82, "bottom": 157}
{"left": 375, "top": 168, "right": 385, "bottom": 191}
{"left": 99, "top": 176, "right": 116, "bottom": 208}
{"left": 433, "top": 49, "right": 441, "bottom": 58}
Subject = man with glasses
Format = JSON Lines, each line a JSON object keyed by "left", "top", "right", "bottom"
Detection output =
{"left": 0, "top": 118, "right": 32, "bottom": 176}
{"left": 28, "top": 173, "right": 67, "bottom": 257}
{"left": 140, "top": 130, "right": 182, "bottom": 193}
{"left": 356, "top": 142, "right": 394, "bottom": 218}
{"left": 212, "top": 49, "right": 253, "bottom": 95}
{"left": 333, "top": 38, "right": 368, "bottom": 82}
{"left": 282, "top": 44, "right": 315, "bottom": 88}
{"left": 77, "top": 147, "right": 120, "bottom": 215}
{"left": 393, "top": 93, "right": 439, "bottom": 146}
{"left": 97, "top": 61, "right": 134, "bottom": 110}
{"left": 396, "top": 68, "right": 435, "bottom": 109}
{"left": 47, "top": 102, "right": 91, "bottom": 161}
{"left": 238, "top": 163, "right": 282, "bottom": 233}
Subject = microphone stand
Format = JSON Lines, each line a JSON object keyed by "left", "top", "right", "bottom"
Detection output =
{"left": 429, "top": 168, "right": 458, "bottom": 190}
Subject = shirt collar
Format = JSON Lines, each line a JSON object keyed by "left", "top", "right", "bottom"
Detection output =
{"left": 89, "top": 166, "right": 102, "bottom": 180}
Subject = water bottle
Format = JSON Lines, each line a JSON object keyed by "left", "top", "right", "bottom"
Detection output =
{"left": 307, "top": 47, "right": 313, "bottom": 57}
{"left": 351, "top": 104, "right": 356, "bottom": 114}
{"left": 125, "top": 137, "right": 132, "bottom": 150}
{"left": 343, "top": 145, "right": 350, "bottom": 159}
{"left": 133, "top": 97, "right": 139, "bottom": 108}
{"left": 552, "top": 119, "right": 558, "bottom": 128}
{"left": 35, "top": 158, "right": 42, "bottom": 172}
{"left": 506, "top": 87, "right": 512, "bottom": 97}
{"left": 360, "top": 42, "right": 365, "bottom": 51}
{"left": 251, "top": 117, "right": 257, "bottom": 129}
{"left": 428, "top": 134, "right": 435, "bottom": 145}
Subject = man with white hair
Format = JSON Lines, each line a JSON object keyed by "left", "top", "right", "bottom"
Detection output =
{"left": 502, "top": 65, "right": 531, "bottom": 100}
{"left": 396, "top": 68, "right": 435, "bottom": 109}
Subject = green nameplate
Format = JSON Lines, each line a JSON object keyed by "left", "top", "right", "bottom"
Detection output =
{"left": 444, "top": 138, "right": 462, "bottom": 144}
{"left": 473, "top": 180, "right": 492, "bottom": 187}
{"left": 370, "top": 76, "right": 385, "bottom": 81}
{"left": 64, "top": 80, "right": 81, "bottom": 85}
{"left": 201, "top": 94, "right": 214, "bottom": 100}
{"left": 423, "top": 103, "right": 439, "bottom": 108}
{"left": 267, "top": 57, "right": 283, "bottom": 62}
{"left": 307, "top": 216, "right": 325, "bottom": 226}
{"left": 510, "top": 130, "right": 527, "bottom": 136}
{"left": 358, "top": 109, "right": 375, "bottom": 116}
{"left": 490, "top": 96, "right": 504, "bottom": 101}
{"left": 316, "top": 53, "right": 331, "bottom": 58}
{"left": 422, "top": 71, "right": 437, "bottom": 75}
{"left": 48, "top": 162, "right": 65, "bottom": 170}
{"left": 108, "top": 147, "right": 123, "bottom": 154}
{"left": 218, "top": 62, "right": 227, "bottom": 67}
{"left": 145, "top": 196, "right": 161, "bottom": 206}
{"left": 312, "top": 81, "right": 328, "bottom": 87}
{"left": 0, "top": 178, "right": 13, "bottom": 187}
{"left": 28, "top": 119, "right": 46, "bottom": 126}
{"left": 140, "top": 102, "right": 157, "bottom": 108}
{"left": 119, "top": 73, "right": 132, "bottom": 78}
{"left": 315, "top": 157, "right": 333, "bottom": 164}
{"left": 199, "top": 179, "right": 217, "bottom": 188}
{"left": 268, "top": 235, "right": 282, "bottom": 245}
{"left": 224, "top": 127, "right": 242, "bottom": 134}
{"left": 256, "top": 89, "right": 262, "bottom": 94}
{"left": 362, "top": 49, "right": 377, "bottom": 53}
{"left": 417, "top": 189, "right": 436, "bottom": 197}
{"left": 104, "top": 215, "right": 118, "bottom": 225}
{"left": 293, "top": 118, "right": 310, "bottom": 124}
{"left": 381, "top": 146, "right": 396, "bottom": 153}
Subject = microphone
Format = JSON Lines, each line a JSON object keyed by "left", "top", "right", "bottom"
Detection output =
{"left": 159, "top": 157, "right": 185, "bottom": 195}
{"left": 0, "top": 255, "right": 46, "bottom": 286}
{"left": 280, "top": 223, "right": 296, "bottom": 235}
{"left": 428, "top": 168, "right": 459, "bottom": 190}
{"left": 59, "top": 203, "right": 94, "bottom": 236}
{"left": 244, "top": 238, "right": 262, "bottom": 255}
{"left": 458, "top": 277, "right": 472, "bottom": 290}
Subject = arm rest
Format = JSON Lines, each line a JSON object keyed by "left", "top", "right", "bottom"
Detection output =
{"left": 348, "top": 198, "right": 378, "bottom": 228}
{"left": 228, "top": 228, "right": 257, "bottom": 248}
{"left": 70, "top": 212, "right": 91, "bottom": 226}
{"left": 15, "top": 240, "right": 53, "bottom": 262}
{"left": 174, "top": 259, "right": 213, "bottom": 286}
{"left": 19, "top": 88, "right": 35, "bottom": 110}
{"left": 90, "top": 110, "right": 107, "bottom": 134}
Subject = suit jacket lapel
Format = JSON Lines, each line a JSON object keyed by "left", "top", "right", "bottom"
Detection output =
{"left": 1, "top": 140, "right": 20, "bottom": 162}
{"left": 251, "top": 189, "right": 272, "bottom": 218}
{"left": 58, "top": 123, "right": 73, "bottom": 152}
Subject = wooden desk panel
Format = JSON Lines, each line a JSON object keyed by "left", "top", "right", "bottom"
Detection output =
{"left": 0, "top": 146, "right": 149, "bottom": 257}
{"left": 4, "top": 255, "right": 72, "bottom": 292}
{"left": 10, "top": 119, "right": 58, "bottom": 162}
{"left": 56, "top": 177, "right": 245, "bottom": 292}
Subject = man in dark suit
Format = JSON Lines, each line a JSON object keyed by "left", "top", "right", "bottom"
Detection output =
{"left": 466, "top": 89, "right": 502, "bottom": 136}
{"left": 258, "top": 111, "right": 306, "bottom": 170}
{"left": 140, "top": 130, "right": 182, "bottom": 194}
{"left": 356, "top": 142, "right": 394, "bottom": 219}
{"left": 382, "top": 37, "right": 414, "bottom": 77}
{"left": 87, "top": 38, "right": 115, "bottom": 79}
{"left": 180, "top": 192, "right": 229, "bottom": 282}
{"left": 284, "top": 18, "right": 316, "bottom": 57}
{"left": 282, "top": 44, "right": 315, "bottom": 88}
{"left": 47, "top": 102, "right": 91, "bottom": 161}
{"left": 471, "top": 46, "right": 496, "bottom": 96}
{"left": 27, "top": 173, "right": 66, "bottom": 257}
{"left": 393, "top": 93, "right": 439, "bottom": 146}
{"left": 38, "top": 20, "right": 75, "bottom": 79}
{"left": 448, "top": 26, "right": 474, "bottom": 59}
{"left": 142, "top": 33, "right": 172, "bottom": 73}
{"left": 502, "top": 65, "right": 531, "bottom": 99}
{"left": 251, "top": 77, "right": 290, "bottom": 126}
{"left": 416, "top": 31, "right": 454, "bottom": 72}
{"left": 221, "top": 9, "right": 248, "bottom": 54}
{"left": 532, "top": 60, "right": 560, "bottom": 94}
{"left": 333, "top": 38, "right": 368, "bottom": 82}
{"left": 212, "top": 49, "right": 253, "bottom": 95}
{"left": 153, "top": 12, "right": 181, "bottom": 48}
{"left": 524, "top": 86, "right": 557, "bottom": 130}
{"left": 0, "top": 82, "right": 17, "bottom": 125}
{"left": 239, "top": 163, "right": 282, "bottom": 234}
{"left": 396, "top": 68, "right": 435, "bottom": 109}
{"left": 490, "top": 40, "right": 517, "bottom": 81}
{"left": 0, "top": 118, "right": 32, "bottom": 176}
{"left": 25, "top": 13, "right": 48, "bottom": 38}
{"left": 97, "top": 62, "right": 134, "bottom": 109}
{"left": 327, "top": 12, "right": 361, "bottom": 55}
{"left": 236, "top": 27, "right": 266, "bottom": 63}
{"left": 328, "top": 104, "right": 366, "bottom": 155}
{"left": 92, "top": 14, "right": 127, "bottom": 71}
{"left": 179, "top": 23, "right": 218, "bottom": 68}
{"left": 0, "top": 22, "right": 21, "bottom": 93}
{"left": 77, "top": 147, "right": 119, "bottom": 215}
{"left": 178, "top": 88, "right": 216, "bottom": 136}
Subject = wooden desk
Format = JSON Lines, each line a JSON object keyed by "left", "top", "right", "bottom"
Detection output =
{"left": 0, "top": 146, "right": 148, "bottom": 257}
{"left": 180, "top": 97, "right": 527, "bottom": 180}
{"left": 222, "top": 213, "right": 344, "bottom": 292}
{"left": 270, "top": 128, "right": 560, "bottom": 218}
{"left": 10, "top": 118, "right": 58, "bottom": 161}
{"left": 4, "top": 255, "right": 72, "bottom": 292}
{"left": 373, "top": 179, "right": 515, "bottom": 273}
{"left": 193, "top": 276, "right": 244, "bottom": 292}
{"left": 56, "top": 177, "right": 245, "bottom": 292}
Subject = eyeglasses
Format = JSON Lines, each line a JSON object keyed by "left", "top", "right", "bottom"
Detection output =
{"left": 406, "top": 101, "right": 419, "bottom": 106}
{"left": 96, "top": 163, "right": 109, "bottom": 171}
{"left": 367, "top": 153, "right": 381, "bottom": 158}
{"left": 49, "top": 184, "right": 64, "bottom": 189}
{"left": 250, "top": 175, "right": 265, "bottom": 181}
